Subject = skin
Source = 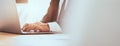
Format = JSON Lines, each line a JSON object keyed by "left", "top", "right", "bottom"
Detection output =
{"left": 22, "top": 22, "right": 50, "bottom": 32}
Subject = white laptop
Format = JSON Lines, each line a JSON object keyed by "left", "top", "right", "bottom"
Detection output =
{"left": 0, "top": 0, "right": 56, "bottom": 34}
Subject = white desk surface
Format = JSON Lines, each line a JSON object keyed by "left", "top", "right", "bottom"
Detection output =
{"left": 0, "top": 32, "right": 68, "bottom": 46}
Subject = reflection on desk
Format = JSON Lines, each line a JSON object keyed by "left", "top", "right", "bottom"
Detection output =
{"left": 0, "top": 32, "right": 68, "bottom": 46}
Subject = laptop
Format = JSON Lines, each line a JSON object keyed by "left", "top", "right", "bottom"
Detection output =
{"left": 0, "top": 0, "right": 55, "bottom": 34}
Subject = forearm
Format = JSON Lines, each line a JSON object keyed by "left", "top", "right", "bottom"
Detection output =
{"left": 42, "top": 0, "right": 60, "bottom": 23}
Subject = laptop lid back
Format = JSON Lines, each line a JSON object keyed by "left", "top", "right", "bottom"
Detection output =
{"left": 0, "top": 0, "right": 21, "bottom": 33}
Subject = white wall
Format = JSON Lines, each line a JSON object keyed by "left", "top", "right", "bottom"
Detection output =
{"left": 63, "top": 0, "right": 120, "bottom": 46}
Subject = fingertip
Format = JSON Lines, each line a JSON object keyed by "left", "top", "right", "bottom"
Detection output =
{"left": 26, "top": 29, "right": 31, "bottom": 32}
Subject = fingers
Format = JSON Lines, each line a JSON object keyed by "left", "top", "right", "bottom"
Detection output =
{"left": 22, "top": 23, "right": 33, "bottom": 32}
{"left": 22, "top": 23, "right": 42, "bottom": 32}
{"left": 34, "top": 27, "right": 41, "bottom": 32}
{"left": 22, "top": 23, "right": 29, "bottom": 30}
{"left": 33, "top": 26, "right": 38, "bottom": 32}
{"left": 22, "top": 23, "right": 29, "bottom": 32}
{"left": 33, "top": 24, "right": 42, "bottom": 32}
{"left": 22, "top": 22, "right": 50, "bottom": 32}
{"left": 25, "top": 26, "right": 32, "bottom": 32}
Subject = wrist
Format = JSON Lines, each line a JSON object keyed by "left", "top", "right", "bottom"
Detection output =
{"left": 40, "top": 23, "right": 50, "bottom": 32}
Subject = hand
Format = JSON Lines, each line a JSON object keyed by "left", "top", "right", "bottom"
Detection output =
{"left": 34, "top": 22, "right": 50, "bottom": 32}
{"left": 22, "top": 22, "right": 50, "bottom": 32}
